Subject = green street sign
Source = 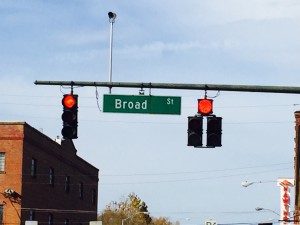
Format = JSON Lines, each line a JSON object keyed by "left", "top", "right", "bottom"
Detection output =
{"left": 103, "top": 94, "right": 181, "bottom": 115}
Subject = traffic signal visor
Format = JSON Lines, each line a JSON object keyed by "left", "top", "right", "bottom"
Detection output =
{"left": 198, "top": 99, "right": 213, "bottom": 115}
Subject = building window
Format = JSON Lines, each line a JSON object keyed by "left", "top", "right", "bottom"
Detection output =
{"left": 48, "top": 213, "right": 53, "bottom": 225}
{"left": 49, "top": 167, "right": 54, "bottom": 186}
{"left": 92, "top": 189, "right": 96, "bottom": 205}
{"left": 64, "top": 219, "right": 69, "bottom": 225}
{"left": 31, "top": 158, "right": 37, "bottom": 177}
{"left": 29, "top": 209, "right": 35, "bottom": 220}
{"left": 0, "top": 153, "right": 5, "bottom": 173}
{"left": 79, "top": 182, "right": 83, "bottom": 199}
{"left": 65, "top": 176, "right": 70, "bottom": 193}
{"left": 0, "top": 205, "right": 3, "bottom": 225}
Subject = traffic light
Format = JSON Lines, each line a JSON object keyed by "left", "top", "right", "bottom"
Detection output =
{"left": 198, "top": 98, "right": 213, "bottom": 116}
{"left": 187, "top": 116, "right": 203, "bottom": 147}
{"left": 61, "top": 94, "right": 78, "bottom": 139}
{"left": 207, "top": 116, "right": 222, "bottom": 147}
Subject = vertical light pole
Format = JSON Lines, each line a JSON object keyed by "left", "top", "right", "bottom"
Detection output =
{"left": 108, "top": 11, "right": 117, "bottom": 94}
{"left": 294, "top": 111, "right": 300, "bottom": 223}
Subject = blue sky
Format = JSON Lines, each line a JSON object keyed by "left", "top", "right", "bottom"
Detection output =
{"left": 1, "top": 1, "right": 300, "bottom": 224}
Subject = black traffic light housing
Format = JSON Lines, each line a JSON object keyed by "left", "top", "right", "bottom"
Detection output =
{"left": 206, "top": 116, "right": 222, "bottom": 147}
{"left": 188, "top": 97, "right": 222, "bottom": 148}
{"left": 187, "top": 116, "right": 203, "bottom": 147}
{"left": 61, "top": 94, "right": 78, "bottom": 139}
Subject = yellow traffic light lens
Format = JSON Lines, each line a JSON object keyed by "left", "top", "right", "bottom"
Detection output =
{"left": 63, "top": 95, "right": 76, "bottom": 108}
{"left": 198, "top": 99, "right": 213, "bottom": 115}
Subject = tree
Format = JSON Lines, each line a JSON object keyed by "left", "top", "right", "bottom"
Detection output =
{"left": 98, "top": 193, "right": 177, "bottom": 225}
{"left": 152, "top": 217, "right": 173, "bottom": 225}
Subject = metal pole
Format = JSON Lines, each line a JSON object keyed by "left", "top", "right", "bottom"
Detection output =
{"left": 108, "top": 12, "right": 116, "bottom": 94}
{"left": 34, "top": 80, "right": 300, "bottom": 94}
{"left": 294, "top": 111, "right": 300, "bottom": 223}
{"left": 108, "top": 21, "right": 113, "bottom": 91}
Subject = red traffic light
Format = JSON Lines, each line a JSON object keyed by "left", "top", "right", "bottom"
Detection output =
{"left": 62, "top": 95, "right": 76, "bottom": 109}
{"left": 61, "top": 94, "right": 78, "bottom": 139}
{"left": 198, "top": 99, "right": 213, "bottom": 115}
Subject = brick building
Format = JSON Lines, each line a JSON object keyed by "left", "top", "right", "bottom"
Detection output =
{"left": 0, "top": 122, "right": 99, "bottom": 225}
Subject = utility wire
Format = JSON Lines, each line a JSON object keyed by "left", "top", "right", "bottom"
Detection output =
{"left": 101, "top": 162, "right": 292, "bottom": 177}
{"left": 95, "top": 86, "right": 102, "bottom": 112}
{"left": 100, "top": 167, "right": 291, "bottom": 185}
{"left": 4, "top": 162, "right": 291, "bottom": 177}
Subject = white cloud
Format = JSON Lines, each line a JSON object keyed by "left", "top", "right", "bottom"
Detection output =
{"left": 116, "top": 39, "right": 240, "bottom": 59}
{"left": 152, "top": 0, "right": 300, "bottom": 26}
{"left": 54, "top": 30, "right": 107, "bottom": 46}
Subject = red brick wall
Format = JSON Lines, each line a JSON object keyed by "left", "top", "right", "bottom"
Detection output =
{"left": 0, "top": 122, "right": 99, "bottom": 225}
{"left": 0, "top": 122, "right": 24, "bottom": 225}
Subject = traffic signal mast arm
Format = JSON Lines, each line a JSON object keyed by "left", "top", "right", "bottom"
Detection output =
{"left": 36, "top": 79, "right": 300, "bottom": 220}
{"left": 35, "top": 81, "right": 300, "bottom": 94}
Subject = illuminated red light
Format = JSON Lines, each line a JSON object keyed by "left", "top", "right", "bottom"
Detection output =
{"left": 63, "top": 95, "right": 76, "bottom": 108}
{"left": 198, "top": 99, "right": 213, "bottom": 115}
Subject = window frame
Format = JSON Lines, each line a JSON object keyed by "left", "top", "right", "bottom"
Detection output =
{"left": 49, "top": 167, "right": 54, "bottom": 186}
{"left": 64, "top": 218, "right": 69, "bottom": 225}
{"left": 0, "top": 152, "right": 5, "bottom": 173}
{"left": 65, "top": 176, "right": 70, "bottom": 193}
{"left": 29, "top": 209, "right": 35, "bottom": 221}
{"left": 31, "top": 158, "right": 37, "bottom": 178}
{"left": 0, "top": 204, "right": 3, "bottom": 225}
{"left": 79, "top": 182, "right": 83, "bottom": 199}
{"left": 92, "top": 189, "right": 96, "bottom": 205}
{"left": 48, "top": 213, "right": 53, "bottom": 225}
